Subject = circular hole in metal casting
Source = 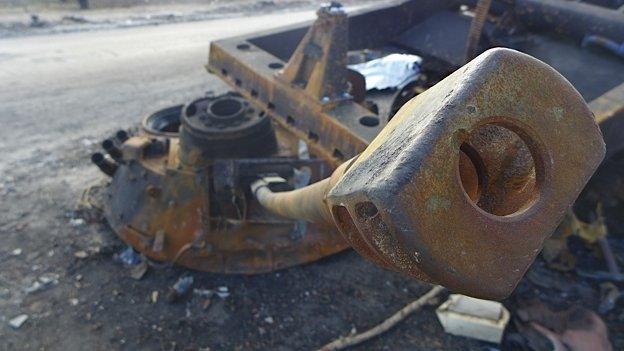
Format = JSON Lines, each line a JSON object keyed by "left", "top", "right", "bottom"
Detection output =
{"left": 458, "top": 123, "right": 538, "bottom": 216}
{"left": 209, "top": 98, "right": 243, "bottom": 118}
{"left": 268, "top": 62, "right": 284, "bottom": 69}
{"left": 359, "top": 116, "right": 380, "bottom": 127}
{"left": 143, "top": 105, "right": 182, "bottom": 135}
{"left": 355, "top": 201, "right": 379, "bottom": 220}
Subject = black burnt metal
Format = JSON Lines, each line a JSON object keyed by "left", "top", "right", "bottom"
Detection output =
{"left": 179, "top": 92, "right": 277, "bottom": 166}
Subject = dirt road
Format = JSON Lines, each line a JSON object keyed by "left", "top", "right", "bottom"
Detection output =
{"left": 0, "top": 8, "right": 481, "bottom": 351}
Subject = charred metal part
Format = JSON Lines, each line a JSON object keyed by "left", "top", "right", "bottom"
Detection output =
{"left": 252, "top": 49, "right": 606, "bottom": 299}
{"left": 91, "top": 152, "right": 118, "bottom": 177}
{"left": 93, "top": 0, "right": 624, "bottom": 292}
{"left": 207, "top": 0, "right": 458, "bottom": 167}
{"left": 115, "top": 130, "right": 129, "bottom": 143}
{"left": 143, "top": 105, "right": 182, "bottom": 136}
{"left": 179, "top": 92, "right": 277, "bottom": 166}
{"left": 99, "top": 97, "right": 345, "bottom": 273}
{"left": 279, "top": 2, "right": 349, "bottom": 103}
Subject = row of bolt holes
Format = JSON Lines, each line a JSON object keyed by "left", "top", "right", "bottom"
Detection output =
{"left": 221, "top": 43, "right": 382, "bottom": 159}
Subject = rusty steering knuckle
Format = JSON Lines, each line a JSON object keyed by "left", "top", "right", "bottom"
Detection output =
{"left": 326, "top": 48, "right": 605, "bottom": 299}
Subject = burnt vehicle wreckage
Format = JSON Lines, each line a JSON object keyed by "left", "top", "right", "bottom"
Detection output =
{"left": 90, "top": 0, "right": 624, "bottom": 300}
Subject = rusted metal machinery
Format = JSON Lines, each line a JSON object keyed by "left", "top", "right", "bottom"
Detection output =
{"left": 93, "top": 0, "right": 624, "bottom": 298}
{"left": 250, "top": 48, "right": 604, "bottom": 299}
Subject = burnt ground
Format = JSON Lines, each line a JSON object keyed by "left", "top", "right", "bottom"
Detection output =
{"left": 1, "top": 3, "right": 624, "bottom": 351}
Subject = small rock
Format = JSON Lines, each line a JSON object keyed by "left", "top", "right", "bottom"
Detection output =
{"left": 69, "top": 218, "right": 85, "bottom": 227}
{"left": 0, "top": 287, "right": 10, "bottom": 299}
{"left": 9, "top": 314, "right": 28, "bottom": 329}
{"left": 24, "top": 281, "right": 43, "bottom": 294}
{"left": 39, "top": 273, "right": 59, "bottom": 285}
{"left": 151, "top": 291, "right": 159, "bottom": 304}
{"left": 129, "top": 261, "right": 148, "bottom": 280}
{"left": 11, "top": 248, "right": 22, "bottom": 256}
{"left": 74, "top": 250, "right": 88, "bottom": 259}
{"left": 264, "top": 316, "right": 274, "bottom": 324}
{"left": 69, "top": 298, "right": 79, "bottom": 306}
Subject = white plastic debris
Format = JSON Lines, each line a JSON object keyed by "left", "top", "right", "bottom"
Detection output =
{"left": 436, "top": 294, "right": 510, "bottom": 344}
{"left": 24, "top": 281, "right": 43, "bottom": 294}
{"left": 8, "top": 314, "right": 28, "bottom": 329}
{"left": 216, "top": 286, "right": 230, "bottom": 299}
{"left": 348, "top": 54, "right": 422, "bottom": 91}
{"left": 69, "top": 218, "right": 85, "bottom": 226}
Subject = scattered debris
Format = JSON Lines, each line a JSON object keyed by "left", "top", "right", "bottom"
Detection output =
{"left": 167, "top": 276, "right": 194, "bottom": 303}
{"left": 8, "top": 314, "right": 29, "bottom": 329}
{"left": 24, "top": 273, "right": 60, "bottom": 294}
{"left": 516, "top": 301, "right": 613, "bottom": 351}
{"left": 436, "top": 294, "right": 509, "bottom": 344}
{"left": 24, "top": 281, "right": 44, "bottom": 294}
{"left": 29, "top": 15, "right": 46, "bottom": 28}
{"left": 317, "top": 285, "right": 445, "bottom": 351}
{"left": 129, "top": 261, "right": 148, "bottom": 280}
{"left": 599, "top": 282, "right": 621, "bottom": 315}
{"left": 216, "top": 286, "right": 230, "bottom": 299}
{"left": 69, "top": 218, "right": 85, "bottom": 227}
{"left": 116, "top": 247, "right": 141, "bottom": 266}
{"left": 193, "top": 288, "right": 214, "bottom": 309}
{"left": 348, "top": 54, "right": 422, "bottom": 90}
{"left": 39, "top": 273, "right": 60, "bottom": 285}
{"left": 74, "top": 250, "right": 88, "bottom": 259}
{"left": 62, "top": 15, "right": 90, "bottom": 24}
{"left": 193, "top": 289, "right": 214, "bottom": 298}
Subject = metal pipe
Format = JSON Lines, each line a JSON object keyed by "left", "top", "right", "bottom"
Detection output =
{"left": 515, "top": 0, "right": 624, "bottom": 43}
{"left": 116, "top": 130, "right": 129, "bottom": 143}
{"left": 251, "top": 177, "right": 334, "bottom": 225}
{"left": 250, "top": 161, "right": 351, "bottom": 225}
{"left": 582, "top": 34, "right": 624, "bottom": 58}
{"left": 91, "top": 152, "right": 118, "bottom": 177}
{"left": 102, "top": 139, "right": 123, "bottom": 161}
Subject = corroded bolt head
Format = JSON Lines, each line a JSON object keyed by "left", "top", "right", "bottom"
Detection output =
{"left": 326, "top": 48, "right": 605, "bottom": 299}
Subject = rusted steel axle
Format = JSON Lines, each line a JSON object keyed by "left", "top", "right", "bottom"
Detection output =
{"left": 251, "top": 48, "right": 605, "bottom": 300}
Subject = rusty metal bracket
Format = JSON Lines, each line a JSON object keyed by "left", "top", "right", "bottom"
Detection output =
{"left": 207, "top": 0, "right": 458, "bottom": 167}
